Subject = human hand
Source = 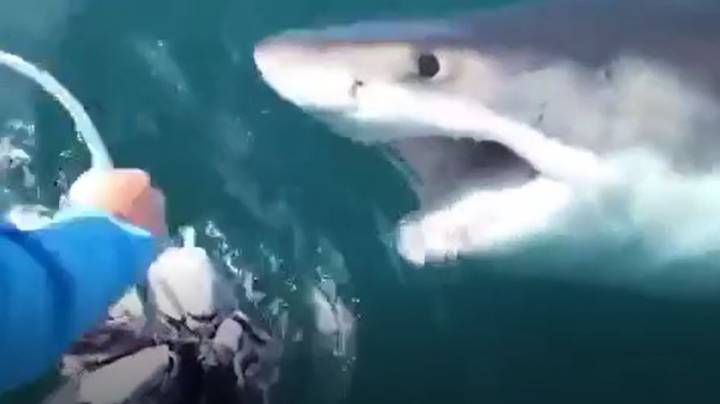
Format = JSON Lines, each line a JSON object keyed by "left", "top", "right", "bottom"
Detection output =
{"left": 67, "top": 168, "right": 168, "bottom": 237}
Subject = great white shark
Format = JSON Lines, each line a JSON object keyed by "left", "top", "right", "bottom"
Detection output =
{"left": 252, "top": 0, "right": 720, "bottom": 292}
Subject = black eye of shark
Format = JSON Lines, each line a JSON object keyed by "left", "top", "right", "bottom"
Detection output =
{"left": 417, "top": 53, "right": 440, "bottom": 78}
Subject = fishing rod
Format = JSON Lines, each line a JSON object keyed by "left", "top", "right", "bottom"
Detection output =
{"left": 0, "top": 49, "right": 113, "bottom": 171}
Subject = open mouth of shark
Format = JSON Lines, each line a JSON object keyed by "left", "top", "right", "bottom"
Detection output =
{"left": 380, "top": 131, "right": 584, "bottom": 265}
{"left": 383, "top": 135, "right": 561, "bottom": 265}
{"left": 386, "top": 137, "right": 538, "bottom": 207}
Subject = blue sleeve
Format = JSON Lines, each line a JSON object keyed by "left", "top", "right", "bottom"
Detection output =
{"left": 0, "top": 208, "right": 157, "bottom": 393}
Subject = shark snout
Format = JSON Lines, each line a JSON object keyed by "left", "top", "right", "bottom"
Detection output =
{"left": 254, "top": 35, "right": 359, "bottom": 111}
{"left": 253, "top": 36, "right": 296, "bottom": 81}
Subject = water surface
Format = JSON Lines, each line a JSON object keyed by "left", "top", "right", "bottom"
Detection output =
{"left": 1, "top": 1, "right": 720, "bottom": 403}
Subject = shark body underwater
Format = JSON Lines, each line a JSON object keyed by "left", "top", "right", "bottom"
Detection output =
{"left": 254, "top": 0, "right": 720, "bottom": 297}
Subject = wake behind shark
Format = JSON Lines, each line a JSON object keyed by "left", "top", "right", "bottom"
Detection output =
{"left": 253, "top": 0, "right": 720, "bottom": 297}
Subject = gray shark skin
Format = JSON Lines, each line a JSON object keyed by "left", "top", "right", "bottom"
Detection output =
{"left": 253, "top": 0, "right": 720, "bottom": 272}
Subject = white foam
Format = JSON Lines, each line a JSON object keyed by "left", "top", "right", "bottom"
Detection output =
{"left": 147, "top": 240, "right": 233, "bottom": 320}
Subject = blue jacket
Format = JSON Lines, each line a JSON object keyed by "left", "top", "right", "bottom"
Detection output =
{"left": 0, "top": 208, "right": 157, "bottom": 392}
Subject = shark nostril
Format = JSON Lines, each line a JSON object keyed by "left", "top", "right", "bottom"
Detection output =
{"left": 350, "top": 79, "right": 364, "bottom": 97}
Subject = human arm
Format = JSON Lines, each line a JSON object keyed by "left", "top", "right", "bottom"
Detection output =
{"left": 0, "top": 169, "right": 166, "bottom": 393}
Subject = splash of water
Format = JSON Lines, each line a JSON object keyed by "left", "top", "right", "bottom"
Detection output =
{"left": 201, "top": 218, "right": 358, "bottom": 401}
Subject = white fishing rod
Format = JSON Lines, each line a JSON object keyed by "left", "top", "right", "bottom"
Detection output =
{"left": 0, "top": 49, "right": 113, "bottom": 171}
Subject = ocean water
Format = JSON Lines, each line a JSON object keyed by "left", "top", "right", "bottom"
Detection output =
{"left": 2, "top": 0, "right": 720, "bottom": 403}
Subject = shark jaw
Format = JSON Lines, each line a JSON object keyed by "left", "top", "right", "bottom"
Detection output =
{"left": 254, "top": 36, "right": 620, "bottom": 266}
{"left": 329, "top": 83, "right": 615, "bottom": 265}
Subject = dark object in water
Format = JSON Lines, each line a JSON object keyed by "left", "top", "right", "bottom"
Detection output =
{"left": 44, "top": 309, "right": 281, "bottom": 404}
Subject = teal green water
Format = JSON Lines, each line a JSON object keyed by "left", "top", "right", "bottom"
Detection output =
{"left": 2, "top": 0, "right": 720, "bottom": 403}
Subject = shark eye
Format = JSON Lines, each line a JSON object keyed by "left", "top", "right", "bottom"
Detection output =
{"left": 417, "top": 53, "right": 440, "bottom": 79}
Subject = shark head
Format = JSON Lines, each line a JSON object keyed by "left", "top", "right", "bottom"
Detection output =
{"left": 253, "top": 1, "right": 720, "bottom": 266}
